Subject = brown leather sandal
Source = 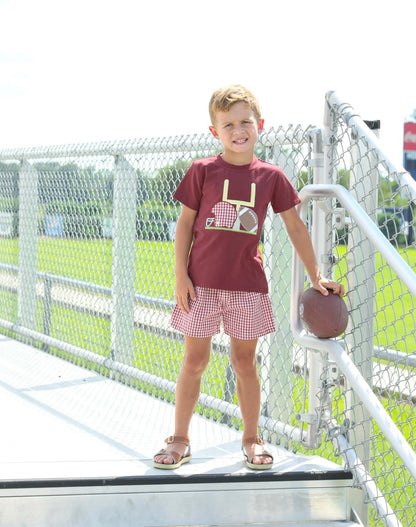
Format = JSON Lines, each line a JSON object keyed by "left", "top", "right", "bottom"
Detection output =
{"left": 153, "top": 435, "right": 191, "bottom": 470}
{"left": 242, "top": 435, "right": 273, "bottom": 470}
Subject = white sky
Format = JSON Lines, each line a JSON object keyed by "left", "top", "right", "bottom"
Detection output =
{"left": 1, "top": 0, "right": 415, "bottom": 166}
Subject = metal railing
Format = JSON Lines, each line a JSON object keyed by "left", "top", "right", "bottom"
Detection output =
{"left": 291, "top": 183, "right": 416, "bottom": 527}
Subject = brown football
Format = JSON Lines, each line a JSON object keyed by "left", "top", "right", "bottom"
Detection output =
{"left": 299, "top": 287, "right": 348, "bottom": 338}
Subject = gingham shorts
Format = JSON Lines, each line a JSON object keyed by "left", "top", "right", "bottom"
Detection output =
{"left": 171, "top": 286, "right": 276, "bottom": 340}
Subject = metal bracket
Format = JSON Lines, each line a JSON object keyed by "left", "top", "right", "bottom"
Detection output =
{"left": 327, "top": 418, "right": 351, "bottom": 443}
{"left": 321, "top": 361, "right": 339, "bottom": 394}
{"left": 334, "top": 207, "right": 346, "bottom": 229}
{"left": 295, "top": 412, "right": 319, "bottom": 425}
{"left": 321, "top": 254, "right": 338, "bottom": 265}
{"left": 327, "top": 362, "right": 340, "bottom": 383}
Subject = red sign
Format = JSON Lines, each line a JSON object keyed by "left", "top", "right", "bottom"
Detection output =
{"left": 404, "top": 122, "right": 416, "bottom": 151}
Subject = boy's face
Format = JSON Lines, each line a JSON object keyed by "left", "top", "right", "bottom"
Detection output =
{"left": 209, "top": 102, "right": 264, "bottom": 165}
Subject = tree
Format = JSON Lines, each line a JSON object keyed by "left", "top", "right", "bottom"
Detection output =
{"left": 151, "top": 159, "right": 191, "bottom": 204}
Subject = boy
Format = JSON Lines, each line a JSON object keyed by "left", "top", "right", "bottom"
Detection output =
{"left": 154, "top": 85, "right": 344, "bottom": 470}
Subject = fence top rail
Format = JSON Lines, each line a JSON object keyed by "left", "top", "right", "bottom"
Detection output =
{"left": 0, "top": 135, "right": 215, "bottom": 161}
{"left": 0, "top": 127, "right": 314, "bottom": 162}
{"left": 325, "top": 90, "right": 416, "bottom": 202}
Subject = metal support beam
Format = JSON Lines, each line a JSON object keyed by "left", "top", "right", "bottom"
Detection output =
{"left": 17, "top": 160, "right": 38, "bottom": 330}
{"left": 111, "top": 155, "right": 138, "bottom": 365}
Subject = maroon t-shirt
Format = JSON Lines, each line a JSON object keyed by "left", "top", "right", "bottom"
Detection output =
{"left": 173, "top": 154, "right": 300, "bottom": 293}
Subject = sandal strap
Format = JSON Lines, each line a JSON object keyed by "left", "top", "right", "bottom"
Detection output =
{"left": 242, "top": 435, "right": 264, "bottom": 448}
{"left": 153, "top": 435, "right": 191, "bottom": 464}
{"left": 154, "top": 448, "right": 181, "bottom": 465}
{"left": 165, "top": 435, "right": 190, "bottom": 446}
{"left": 242, "top": 435, "right": 273, "bottom": 463}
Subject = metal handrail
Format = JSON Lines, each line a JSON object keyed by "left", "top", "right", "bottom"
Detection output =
{"left": 0, "top": 128, "right": 311, "bottom": 161}
{"left": 291, "top": 183, "right": 416, "bottom": 483}
{"left": 296, "top": 184, "right": 416, "bottom": 297}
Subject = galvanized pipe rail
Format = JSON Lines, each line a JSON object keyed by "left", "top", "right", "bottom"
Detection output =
{"left": 0, "top": 129, "right": 310, "bottom": 161}
{"left": 291, "top": 183, "right": 416, "bottom": 480}
{"left": 325, "top": 91, "right": 416, "bottom": 202}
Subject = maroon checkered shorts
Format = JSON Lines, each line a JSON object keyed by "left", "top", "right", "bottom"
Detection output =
{"left": 171, "top": 287, "right": 276, "bottom": 340}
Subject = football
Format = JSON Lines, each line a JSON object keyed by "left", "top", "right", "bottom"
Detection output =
{"left": 238, "top": 206, "right": 258, "bottom": 233}
{"left": 299, "top": 287, "right": 348, "bottom": 338}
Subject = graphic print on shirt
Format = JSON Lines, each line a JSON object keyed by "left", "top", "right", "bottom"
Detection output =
{"left": 205, "top": 179, "right": 258, "bottom": 234}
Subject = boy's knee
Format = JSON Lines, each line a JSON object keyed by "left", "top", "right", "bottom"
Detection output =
{"left": 182, "top": 336, "right": 211, "bottom": 376}
{"left": 230, "top": 353, "right": 257, "bottom": 377}
{"left": 182, "top": 352, "right": 209, "bottom": 376}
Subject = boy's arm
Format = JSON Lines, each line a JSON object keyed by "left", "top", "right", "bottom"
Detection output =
{"left": 280, "top": 206, "right": 345, "bottom": 297}
{"left": 175, "top": 205, "right": 198, "bottom": 312}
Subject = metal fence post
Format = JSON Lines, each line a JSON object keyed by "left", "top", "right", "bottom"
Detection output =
{"left": 344, "top": 120, "right": 379, "bottom": 526}
{"left": 111, "top": 155, "right": 138, "bottom": 365}
{"left": 306, "top": 128, "right": 331, "bottom": 448}
{"left": 347, "top": 121, "right": 379, "bottom": 382}
{"left": 42, "top": 274, "right": 52, "bottom": 352}
{"left": 17, "top": 160, "right": 38, "bottom": 331}
{"left": 261, "top": 145, "right": 299, "bottom": 426}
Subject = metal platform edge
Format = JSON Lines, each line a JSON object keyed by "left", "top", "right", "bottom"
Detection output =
{"left": 0, "top": 467, "right": 354, "bottom": 491}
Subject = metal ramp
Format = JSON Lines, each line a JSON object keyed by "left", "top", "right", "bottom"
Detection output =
{"left": 0, "top": 337, "right": 362, "bottom": 527}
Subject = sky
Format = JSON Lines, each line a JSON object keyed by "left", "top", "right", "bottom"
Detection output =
{"left": 1, "top": 0, "right": 415, "bottom": 167}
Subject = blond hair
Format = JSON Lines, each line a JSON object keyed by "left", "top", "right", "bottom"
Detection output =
{"left": 208, "top": 85, "right": 261, "bottom": 125}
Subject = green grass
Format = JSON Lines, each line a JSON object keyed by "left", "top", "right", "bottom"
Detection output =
{"left": 1, "top": 237, "right": 415, "bottom": 361}
{"left": 0, "top": 237, "right": 176, "bottom": 298}
{"left": 0, "top": 236, "right": 227, "bottom": 404}
{"left": 1, "top": 237, "right": 415, "bottom": 365}
{"left": 334, "top": 244, "right": 416, "bottom": 354}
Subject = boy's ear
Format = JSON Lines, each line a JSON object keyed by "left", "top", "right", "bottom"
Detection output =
{"left": 258, "top": 119, "right": 265, "bottom": 133}
{"left": 209, "top": 125, "right": 220, "bottom": 139}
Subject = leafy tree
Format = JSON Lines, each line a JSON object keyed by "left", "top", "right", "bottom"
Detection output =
{"left": 151, "top": 159, "right": 191, "bottom": 204}
{"left": 378, "top": 177, "right": 403, "bottom": 208}
{"left": 136, "top": 171, "right": 149, "bottom": 206}
{"left": 337, "top": 169, "right": 349, "bottom": 189}
{"left": 0, "top": 162, "right": 19, "bottom": 200}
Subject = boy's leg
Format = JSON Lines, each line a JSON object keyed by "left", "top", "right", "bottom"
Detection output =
{"left": 154, "top": 335, "right": 211, "bottom": 465}
{"left": 229, "top": 337, "right": 272, "bottom": 466}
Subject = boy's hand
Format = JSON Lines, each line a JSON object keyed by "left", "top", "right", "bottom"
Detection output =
{"left": 175, "top": 273, "right": 196, "bottom": 313}
{"left": 312, "top": 274, "right": 345, "bottom": 297}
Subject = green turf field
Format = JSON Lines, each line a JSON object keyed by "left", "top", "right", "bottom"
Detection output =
{"left": 1, "top": 237, "right": 415, "bottom": 353}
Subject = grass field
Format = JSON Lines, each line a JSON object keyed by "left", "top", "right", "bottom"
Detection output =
{"left": 1, "top": 237, "right": 415, "bottom": 352}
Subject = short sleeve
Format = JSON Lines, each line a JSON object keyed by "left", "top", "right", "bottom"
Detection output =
{"left": 270, "top": 167, "right": 301, "bottom": 213}
{"left": 173, "top": 160, "right": 206, "bottom": 211}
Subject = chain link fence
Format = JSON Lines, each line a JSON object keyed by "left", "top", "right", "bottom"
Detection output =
{"left": 310, "top": 93, "right": 416, "bottom": 527}
{"left": 0, "top": 92, "right": 415, "bottom": 526}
